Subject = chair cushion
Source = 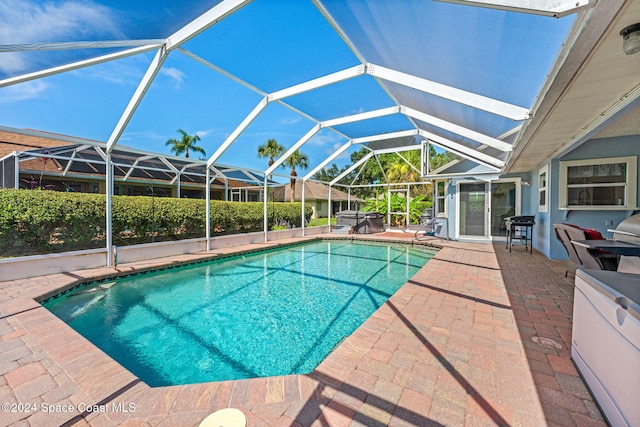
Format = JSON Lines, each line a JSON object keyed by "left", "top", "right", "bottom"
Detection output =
{"left": 563, "top": 223, "right": 604, "bottom": 240}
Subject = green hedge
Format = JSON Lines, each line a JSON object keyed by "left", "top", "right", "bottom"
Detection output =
{"left": 0, "top": 189, "right": 312, "bottom": 256}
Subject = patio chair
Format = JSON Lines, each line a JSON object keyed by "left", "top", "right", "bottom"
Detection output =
{"left": 553, "top": 223, "right": 619, "bottom": 276}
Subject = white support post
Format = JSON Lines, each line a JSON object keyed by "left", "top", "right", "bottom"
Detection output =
{"left": 177, "top": 172, "right": 181, "bottom": 198}
{"left": 328, "top": 186, "right": 332, "bottom": 233}
{"left": 14, "top": 155, "right": 19, "bottom": 189}
{"left": 396, "top": 152, "right": 422, "bottom": 176}
{"left": 422, "top": 141, "right": 430, "bottom": 176}
{"left": 265, "top": 124, "right": 321, "bottom": 176}
{"left": 263, "top": 177, "right": 268, "bottom": 242}
{"left": 224, "top": 179, "right": 229, "bottom": 201}
{"left": 166, "top": 0, "right": 250, "bottom": 50}
{"left": 208, "top": 97, "right": 269, "bottom": 167}
{"left": 106, "top": 153, "right": 113, "bottom": 266}
{"left": 62, "top": 149, "right": 79, "bottom": 176}
{"left": 269, "top": 65, "right": 364, "bottom": 101}
{"left": 375, "top": 155, "right": 389, "bottom": 184}
{"left": 302, "top": 182, "right": 306, "bottom": 237}
{"left": 402, "top": 106, "right": 513, "bottom": 152}
{"left": 406, "top": 185, "right": 410, "bottom": 231}
{"left": 371, "top": 145, "right": 425, "bottom": 156}
{"left": 107, "top": 48, "right": 168, "bottom": 153}
{"left": 0, "top": 45, "right": 160, "bottom": 88}
{"left": 352, "top": 129, "right": 418, "bottom": 145}
{"left": 303, "top": 140, "right": 353, "bottom": 181}
{"left": 206, "top": 168, "right": 211, "bottom": 251}
{"left": 330, "top": 152, "right": 374, "bottom": 186}
{"left": 367, "top": 64, "right": 530, "bottom": 120}
{"left": 387, "top": 185, "right": 391, "bottom": 231}
{"left": 320, "top": 106, "right": 399, "bottom": 127}
{"left": 433, "top": 0, "right": 595, "bottom": 18}
{"left": 348, "top": 188, "right": 351, "bottom": 210}
{"left": 418, "top": 130, "right": 504, "bottom": 169}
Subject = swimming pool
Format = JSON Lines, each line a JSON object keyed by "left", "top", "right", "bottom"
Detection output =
{"left": 43, "top": 240, "right": 435, "bottom": 386}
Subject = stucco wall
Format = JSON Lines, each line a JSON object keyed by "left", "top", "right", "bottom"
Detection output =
{"left": 538, "top": 135, "right": 640, "bottom": 260}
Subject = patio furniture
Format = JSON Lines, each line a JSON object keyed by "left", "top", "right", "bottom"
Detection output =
{"left": 573, "top": 213, "right": 640, "bottom": 274}
{"left": 553, "top": 223, "right": 619, "bottom": 276}
{"left": 506, "top": 216, "right": 535, "bottom": 253}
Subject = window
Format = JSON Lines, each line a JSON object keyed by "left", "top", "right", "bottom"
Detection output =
{"left": 559, "top": 156, "right": 637, "bottom": 209}
{"left": 538, "top": 165, "right": 548, "bottom": 212}
{"left": 435, "top": 180, "right": 446, "bottom": 215}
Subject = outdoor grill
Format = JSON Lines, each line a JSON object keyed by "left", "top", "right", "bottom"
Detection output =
{"left": 611, "top": 213, "right": 640, "bottom": 274}
{"left": 612, "top": 213, "right": 640, "bottom": 243}
{"left": 335, "top": 211, "right": 385, "bottom": 234}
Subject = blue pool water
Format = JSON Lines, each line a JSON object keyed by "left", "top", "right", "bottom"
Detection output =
{"left": 43, "top": 240, "right": 435, "bottom": 386}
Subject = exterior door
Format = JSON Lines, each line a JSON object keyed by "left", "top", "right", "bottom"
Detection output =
{"left": 459, "top": 182, "right": 487, "bottom": 237}
{"left": 458, "top": 180, "right": 520, "bottom": 239}
{"left": 490, "top": 181, "right": 518, "bottom": 237}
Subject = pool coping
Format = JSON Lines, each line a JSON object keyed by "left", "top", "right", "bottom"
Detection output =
{"left": 0, "top": 234, "right": 606, "bottom": 426}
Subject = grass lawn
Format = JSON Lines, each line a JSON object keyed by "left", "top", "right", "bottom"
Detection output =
{"left": 307, "top": 217, "right": 336, "bottom": 226}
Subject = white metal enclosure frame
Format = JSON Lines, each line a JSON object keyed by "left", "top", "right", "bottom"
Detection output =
{"left": 0, "top": 0, "right": 596, "bottom": 266}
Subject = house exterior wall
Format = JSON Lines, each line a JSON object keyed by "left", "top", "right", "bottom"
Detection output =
{"left": 533, "top": 135, "right": 640, "bottom": 260}
{"left": 438, "top": 134, "right": 639, "bottom": 260}
{"left": 314, "top": 201, "right": 327, "bottom": 218}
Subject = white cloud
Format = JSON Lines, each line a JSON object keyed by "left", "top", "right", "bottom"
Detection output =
{"left": 195, "top": 129, "right": 213, "bottom": 138}
{"left": 280, "top": 116, "right": 302, "bottom": 125}
{"left": 307, "top": 131, "right": 342, "bottom": 147}
{"left": 0, "top": 0, "right": 122, "bottom": 74}
{"left": 120, "top": 130, "right": 166, "bottom": 142}
{"left": 159, "top": 67, "right": 187, "bottom": 89}
{"left": 326, "top": 142, "right": 351, "bottom": 160}
{"left": 0, "top": 0, "right": 121, "bottom": 43}
{"left": 0, "top": 80, "right": 49, "bottom": 104}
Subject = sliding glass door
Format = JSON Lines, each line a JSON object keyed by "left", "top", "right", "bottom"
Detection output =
{"left": 458, "top": 180, "right": 519, "bottom": 239}
{"left": 490, "top": 181, "right": 517, "bottom": 237}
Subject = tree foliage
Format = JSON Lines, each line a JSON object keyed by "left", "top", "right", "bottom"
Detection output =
{"left": 257, "top": 138, "right": 285, "bottom": 167}
{"left": 165, "top": 129, "right": 206, "bottom": 159}
{"left": 283, "top": 149, "right": 309, "bottom": 195}
{"left": 312, "top": 145, "right": 458, "bottom": 200}
{"left": 361, "top": 193, "right": 432, "bottom": 226}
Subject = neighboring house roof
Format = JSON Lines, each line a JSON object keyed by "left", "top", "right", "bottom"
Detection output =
{"left": 0, "top": 128, "right": 272, "bottom": 190}
{"left": 273, "top": 181, "right": 363, "bottom": 202}
{"left": 0, "top": 129, "right": 83, "bottom": 174}
{"left": 0, "top": 129, "right": 84, "bottom": 156}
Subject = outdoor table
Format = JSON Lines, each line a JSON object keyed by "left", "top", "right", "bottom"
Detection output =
{"left": 571, "top": 240, "right": 640, "bottom": 257}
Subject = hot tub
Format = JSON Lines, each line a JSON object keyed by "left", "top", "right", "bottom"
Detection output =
{"left": 335, "top": 211, "right": 384, "bottom": 234}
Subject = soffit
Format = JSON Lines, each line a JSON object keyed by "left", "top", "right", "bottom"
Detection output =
{"left": 507, "top": 0, "right": 640, "bottom": 172}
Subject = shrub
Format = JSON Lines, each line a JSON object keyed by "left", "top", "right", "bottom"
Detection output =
{"left": 0, "top": 189, "right": 312, "bottom": 257}
{"left": 362, "top": 193, "right": 432, "bottom": 225}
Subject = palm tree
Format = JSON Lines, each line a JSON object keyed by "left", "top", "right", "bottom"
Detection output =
{"left": 386, "top": 150, "right": 421, "bottom": 183}
{"left": 165, "top": 129, "right": 206, "bottom": 159}
{"left": 284, "top": 149, "right": 309, "bottom": 198}
{"left": 257, "top": 138, "right": 285, "bottom": 168}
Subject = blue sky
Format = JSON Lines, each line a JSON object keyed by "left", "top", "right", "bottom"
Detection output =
{"left": 0, "top": 0, "right": 574, "bottom": 179}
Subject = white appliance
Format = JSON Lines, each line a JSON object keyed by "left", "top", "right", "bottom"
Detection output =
{"left": 572, "top": 269, "right": 640, "bottom": 427}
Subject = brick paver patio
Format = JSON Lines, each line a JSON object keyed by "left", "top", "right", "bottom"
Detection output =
{"left": 0, "top": 235, "right": 606, "bottom": 426}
